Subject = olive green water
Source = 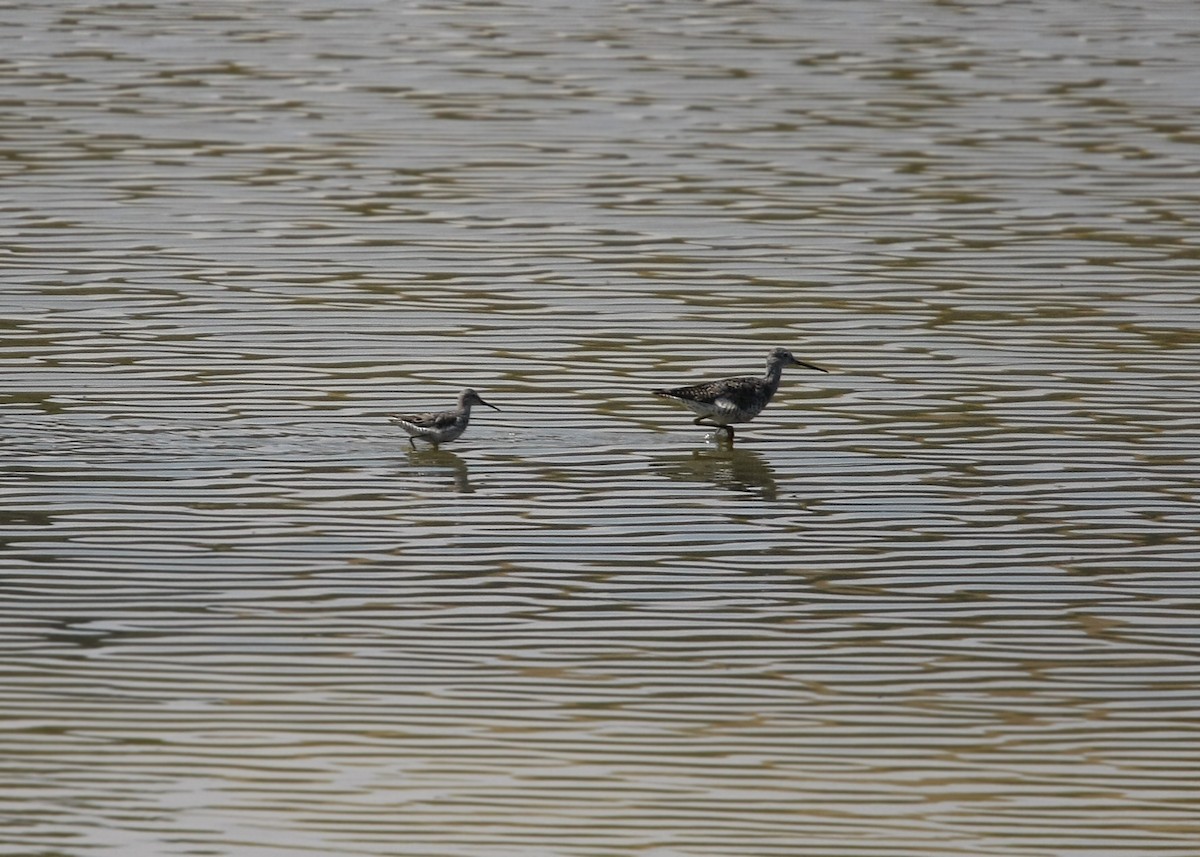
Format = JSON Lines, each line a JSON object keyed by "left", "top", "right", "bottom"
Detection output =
{"left": 2, "top": 2, "right": 1199, "bottom": 855}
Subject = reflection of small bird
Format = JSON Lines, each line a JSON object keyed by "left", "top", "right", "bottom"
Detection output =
{"left": 408, "top": 446, "right": 474, "bottom": 493}
{"left": 653, "top": 347, "right": 828, "bottom": 441}
{"left": 389, "top": 388, "right": 500, "bottom": 447}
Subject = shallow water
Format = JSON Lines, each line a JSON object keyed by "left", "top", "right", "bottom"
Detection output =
{"left": 3, "top": 1, "right": 1200, "bottom": 855}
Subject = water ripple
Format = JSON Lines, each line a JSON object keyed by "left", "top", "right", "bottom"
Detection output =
{"left": 4, "top": 0, "right": 1200, "bottom": 855}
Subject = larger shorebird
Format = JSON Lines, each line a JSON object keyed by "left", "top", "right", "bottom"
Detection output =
{"left": 652, "top": 347, "right": 828, "bottom": 442}
{"left": 389, "top": 388, "right": 499, "bottom": 447}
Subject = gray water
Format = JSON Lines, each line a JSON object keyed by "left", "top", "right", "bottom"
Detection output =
{"left": 3, "top": 2, "right": 1199, "bottom": 855}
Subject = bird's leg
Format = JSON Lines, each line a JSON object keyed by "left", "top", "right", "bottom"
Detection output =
{"left": 409, "top": 437, "right": 417, "bottom": 448}
{"left": 692, "top": 416, "right": 735, "bottom": 443}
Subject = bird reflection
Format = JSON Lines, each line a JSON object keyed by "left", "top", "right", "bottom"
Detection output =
{"left": 651, "top": 446, "right": 779, "bottom": 500}
{"left": 406, "top": 446, "right": 472, "bottom": 493}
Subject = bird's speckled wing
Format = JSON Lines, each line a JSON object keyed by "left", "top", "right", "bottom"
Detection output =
{"left": 392, "top": 409, "right": 457, "bottom": 429}
{"left": 656, "top": 377, "right": 766, "bottom": 410}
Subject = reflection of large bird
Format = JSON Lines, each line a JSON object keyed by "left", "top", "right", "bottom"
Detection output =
{"left": 654, "top": 447, "right": 780, "bottom": 501}
{"left": 653, "top": 348, "right": 828, "bottom": 441}
{"left": 389, "top": 388, "right": 499, "bottom": 447}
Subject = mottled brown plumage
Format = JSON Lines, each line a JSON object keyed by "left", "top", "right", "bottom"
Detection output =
{"left": 390, "top": 388, "right": 499, "bottom": 447}
{"left": 653, "top": 347, "right": 827, "bottom": 441}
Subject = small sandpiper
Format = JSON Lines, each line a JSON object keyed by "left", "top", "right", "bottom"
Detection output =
{"left": 653, "top": 347, "right": 828, "bottom": 442}
{"left": 389, "top": 388, "right": 500, "bottom": 447}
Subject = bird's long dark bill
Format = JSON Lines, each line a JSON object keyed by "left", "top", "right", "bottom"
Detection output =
{"left": 797, "top": 360, "right": 829, "bottom": 373}
{"left": 481, "top": 400, "right": 501, "bottom": 411}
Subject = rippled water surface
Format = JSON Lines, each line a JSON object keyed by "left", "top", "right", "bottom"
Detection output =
{"left": 3, "top": 1, "right": 1200, "bottom": 855}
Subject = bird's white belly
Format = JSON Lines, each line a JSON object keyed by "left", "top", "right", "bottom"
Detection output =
{"left": 683, "top": 396, "right": 738, "bottom": 423}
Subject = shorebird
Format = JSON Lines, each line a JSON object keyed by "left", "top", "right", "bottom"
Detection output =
{"left": 389, "top": 388, "right": 500, "bottom": 447}
{"left": 652, "top": 347, "right": 828, "bottom": 442}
